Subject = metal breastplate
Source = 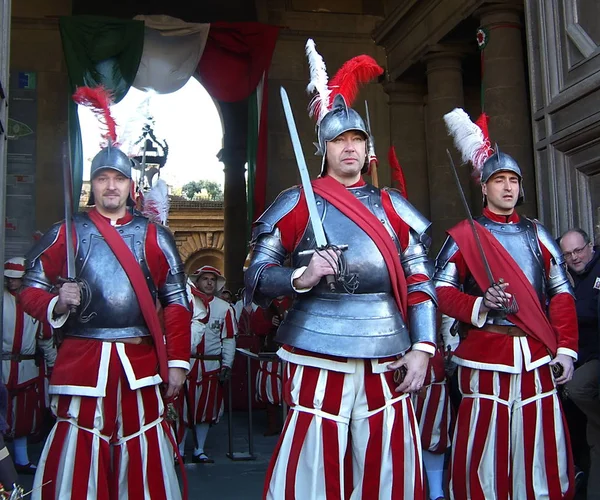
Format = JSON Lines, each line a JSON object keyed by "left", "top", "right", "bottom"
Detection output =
{"left": 70, "top": 214, "right": 154, "bottom": 339}
{"left": 465, "top": 216, "right": 547, "bottom": 326}
{"left": 277, "top": 185, "right": 411, "bottom": 358}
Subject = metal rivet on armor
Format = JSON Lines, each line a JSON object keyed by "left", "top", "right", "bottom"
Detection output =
{"left": 501, "top": 227, "right": 505, "bottom": 230}
{"left": 83, "top": 223, "right": 88, "bottom": 227}
{"left": 370, "top": 190, "right": 375, "bottom": 193}
{"left": 136, "top": 241, "right": 141, "bottom": 246}
{"left": 380, "top": 219, "right": 385, "bottom": 223}
{"left": 374, "top": 204, "right": 379, "bottom": 208}
{"left": 82, "top": 239, "right": 86, "bottom": 243}
{"left": 119, "top": 229, "right": 124, "bottom": 234}
{"left": 140, "top": 259, "right": 145, "bottom": 263}
{"left": 316, "top": 201, "right": 321, "bottom": 205}
{"left": 136, "top": 226, "right": 140, "bottom": 230}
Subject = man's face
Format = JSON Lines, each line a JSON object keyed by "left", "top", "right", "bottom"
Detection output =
{"left": 560, "top": 231, "right": 594, "bottom": 274}
{"left": 482, "top": 171, "right": 520, "bottom": 214}
{"left": 196, "top": 273, "right": 217, "bottom": 296}
{"left": 91, "top": 169, "right": 131, "bottom": 215}
{"left": 325, "top": 131, "right": 367, "bottom": 182}
{"left": 5, "top": 277, "right": 22, "bottom": 292}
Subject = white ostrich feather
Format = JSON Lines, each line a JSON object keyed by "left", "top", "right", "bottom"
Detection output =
{"left": 142, "top": 178, "right": 170, "bottom": 225}
{"left": 443, "top": 108, "right": 488, "bottom": 174}
{"left": 305, "top": 39, "right": 331, "bottom": 124}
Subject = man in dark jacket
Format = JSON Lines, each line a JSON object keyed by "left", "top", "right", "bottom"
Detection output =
{"left": 560, "top": 228, "right": 600, "bottom": 498}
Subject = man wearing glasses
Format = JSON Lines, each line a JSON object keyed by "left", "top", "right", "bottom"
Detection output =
{"left": 560, "top": 228, "right": 600, "bottom": 498}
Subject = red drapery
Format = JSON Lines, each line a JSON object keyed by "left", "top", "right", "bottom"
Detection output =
{"left": 196, "top": 22, "right": 279, "bottom": 221}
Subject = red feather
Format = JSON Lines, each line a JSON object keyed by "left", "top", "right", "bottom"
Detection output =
{"left": 388, "top": 146, "right": 407, "bottom": 198}
{"left": 474, "top": 112, "right": 494, "bottom": 165}
{"left": 72, "top": 86, "right": 118, "bottom": 144}
{"left": 328, "top": 55, "right": 384, "bottom": 107}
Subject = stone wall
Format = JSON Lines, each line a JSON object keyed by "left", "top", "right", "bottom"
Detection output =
{"left": 10, "top": 0, "right": 70, "bottom": 232}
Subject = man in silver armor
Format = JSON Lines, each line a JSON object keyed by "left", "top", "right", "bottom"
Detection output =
{"left": 19, "top": 143, "right": 191, "bottom": 499}
{"left": 434, "top": 147, "right": 579, "bottom": 499}
{"left": 246, "top": 92, "right": 437, "bottom": 498}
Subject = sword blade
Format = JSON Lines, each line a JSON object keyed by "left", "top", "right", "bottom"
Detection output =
{"left": 280, "top": 87, "right": 328, "bottom": 248}
{"left": 62, "top": 143, "right": 76, "bottom": 279}
{"left": 446, "top": 149, "right": 495, "bottom": 287}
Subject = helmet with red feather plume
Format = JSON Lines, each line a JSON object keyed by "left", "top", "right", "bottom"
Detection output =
{"left": 305, "top": 39, "right": 384, "bottom": 176}
{"left": 72, "top": 86, "right": 135, "bottom": 206}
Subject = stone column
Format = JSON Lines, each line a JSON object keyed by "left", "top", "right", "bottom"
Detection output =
{"left": 219, "top": 146, "right": 247, "bottom": 294}
{"left": 424, "top": 46, "right": 467, "bottom": 251}
{"left": 479, "top": 3, "right": 537, "bottom": 218}
{"left": 384, "top": 82, "right": 430, "bottom": 219}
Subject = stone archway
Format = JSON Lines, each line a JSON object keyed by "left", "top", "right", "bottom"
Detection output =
{"left": 184, "top": 248, "right": 224, "bottom": 275}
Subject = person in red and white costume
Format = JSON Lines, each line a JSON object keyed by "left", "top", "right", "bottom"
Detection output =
{"left": 182, "top": 266, "right": 237, "bottom": 463}
{"left": 19, "top": 116, "right": 191, "bottom": 498}
{"left": 2, "top": 258, "right": 56, "bottom": 475}
{"left": 435, "top": 112, "right": 578, "bottom": 500}
{"left": 250, "top": 297, "right": 291, "bottom": 436}
{"left": 245, "top": 42, "right": 437, "bottom": 499}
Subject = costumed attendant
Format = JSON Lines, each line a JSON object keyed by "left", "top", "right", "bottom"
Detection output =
{"left": 2, "top": 258, "right": 56, "bottom": 474}
{"left": 184, "top": 266, "right": 237, "bottom": 463}
{"left": 434, "top": 108, "right": 578, "bottom": 499}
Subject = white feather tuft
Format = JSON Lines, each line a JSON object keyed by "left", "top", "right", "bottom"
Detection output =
{"left": 443, "top": 108, "right": 489, "bottom": 178}
{"left": 305, "top": 39, "right": 330, "bottom": 124}
{"left": 142, "top": 178, "right": 170, "bottom": 225}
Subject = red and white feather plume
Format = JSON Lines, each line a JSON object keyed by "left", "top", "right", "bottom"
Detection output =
{"left": 388, "top": 146, "right": 407, "bottom": 198}
{"left": 305, "top": 39, "right": 384, "bottom": 124}
{"left": 142, "top": 178, "right": 170, "bottom": 226}
{"left": 443, "top": 108, "right": 494, "bottom": 181}
{"left": 306, "top": 39, "right": 331, "bottom": 124}
{"left": 72, "top": 86, "right": 118, "bottom": 146}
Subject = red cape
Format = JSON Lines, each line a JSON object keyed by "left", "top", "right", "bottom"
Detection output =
{"left": 312, "top": 176, "right": 408, "bottom": 321}
{"left": 448, "top": 219, "right": 557, "bottom": 354}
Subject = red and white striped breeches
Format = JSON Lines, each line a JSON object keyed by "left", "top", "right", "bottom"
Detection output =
{"left": 32, "top": 356, "right": 181, "bottom": 500}
{"left": 264, "top": 360, "right": 424, "bottom": 500}
{"left": 185, "top": 369, "right": 224, "bottom": 425}
{"left": 412, "top": 379, "right": 452, "bottom": 454}
{"left": 450, "top": 365, "right": 574, "bottom": 500}
{"left": 256, "top": 360, "right": 282, "bottom": 406}
{"left": 7, "top": 380, "right": 43, "bottom": 438}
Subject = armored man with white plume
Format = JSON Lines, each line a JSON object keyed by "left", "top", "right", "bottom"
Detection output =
{"left": 435, "top": 108, "right": 578, "bottom": 499}
{"left": 245, "top": 40, "right": 437, "bottom": 499}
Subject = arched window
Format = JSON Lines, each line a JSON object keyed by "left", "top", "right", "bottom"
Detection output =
{"left": 78, "top": 77, "right": 224, "bottom": 203}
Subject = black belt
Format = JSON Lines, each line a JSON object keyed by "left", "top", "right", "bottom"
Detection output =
{"left": 2, "top": 353, "right": 37, "bottom": 362}
{"left": 191, "top": 354, "right": 221, "bottom": 361}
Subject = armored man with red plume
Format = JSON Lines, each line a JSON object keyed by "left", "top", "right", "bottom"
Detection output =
{"left": 245, "top": 40, "right": 437, "bottom": 499}
{"left": 435, "top": 109, "right": 578, "bottom": 499}
{"left": 19, "top": 87, "right": 191, "bottom": 499}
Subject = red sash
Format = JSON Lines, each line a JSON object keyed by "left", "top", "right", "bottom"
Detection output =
{"left": 311, "top": 176, "right": 408, "bottom": 321}
{"left": 87, "top": 210, "right": 169, "bottom": 381}
{"left": 448, "top": 219, "right": 557, "bottom": 353}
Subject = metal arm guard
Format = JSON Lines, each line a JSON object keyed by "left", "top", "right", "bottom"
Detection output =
{"left": 244, "top": 187, "right": 301, "bottom": 307}
{"left": 155, "top": 224, "right": 190, "bottom": 309}
{"left": 23, "top": 221, "right": 63, "bottom": 292}
{"left": 533, "top": 221, "right": 574, "bottom": 298}
{"left": 386, "top": 189, "right": 438, "bottom": 345}
{"left": 433, "top": 237, "right": 461, "bottom": 289}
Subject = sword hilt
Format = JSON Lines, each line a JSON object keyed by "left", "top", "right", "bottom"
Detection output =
{"left": 325, "top": 275, "right": 336, "bottom": 292}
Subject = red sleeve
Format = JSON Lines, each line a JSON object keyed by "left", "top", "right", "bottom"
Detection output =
{"left": 145, "top": 224, "right": 191, "bottom": 363}
{"left": 539, "top": 238, "right": 579, "bottom": 352}
{"left": 250, "top": 307, "right": 275, "bottom": 336}
{"left": 435, "top": 248, "right": 480, "bottom": 323}
{"left": 20, "top": 223, "right": 69, "bottom": 323}
{"left": 275, "top": 191, "right": 309, "bottom": 253}
{"left": 223, "top": 307, "right": 237, "bottom": 339}
{"left": 381, "top": 189, "right": 430, "bottom": 306}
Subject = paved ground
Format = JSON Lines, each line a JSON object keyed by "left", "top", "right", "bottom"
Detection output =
{"left": 17, "top": 410, "right": 277, "bottom": 498}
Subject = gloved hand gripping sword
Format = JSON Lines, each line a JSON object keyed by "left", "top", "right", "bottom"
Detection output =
{"left": 280, "top": 87, "right": 348, "bottom": 292}
{"left": 446, "top": 149, "right": 518, "bottom": 316}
